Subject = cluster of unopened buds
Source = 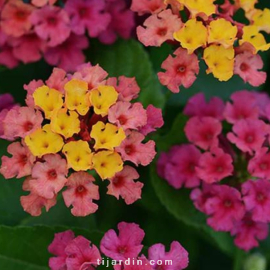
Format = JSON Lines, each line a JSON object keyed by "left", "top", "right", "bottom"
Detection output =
{"left": 0, "top": 0, "right": 135, "bottom": 71}
{"left": 0, "top": 63, "right": 164, "bottom": 217}
{"left": 48, "top": 222, "right": 189, "bottom": 270}
{"left": 158, "top": 90, "right": 270, "bottom": 251}
{"left": 132, "top": 0, "right": 270, "bottom": 92}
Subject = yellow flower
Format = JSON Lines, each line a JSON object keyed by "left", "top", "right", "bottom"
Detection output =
{"left": 238, "top": 0, "right": 257, "bottom": 12}
{"left": 50, "top": 109, "right": 81, "bottom": 139}
{"left": 24, "top": 124, "right": 64, "bottom": 157}
{"left": 92, "top": 151, "right": 123, "bottom": 179}
{"left": 240, "top": 25, "right": 270, "bottom": 52}
{"left": 174, "top": 19, "right": 208, "bottom": 54}
{"left": 62, "top": 140, "right": 93, "bottom": 171}
{"left": 33, "top": 86, "right": 63, "bottom": 119}
{"left": 252, "top": 8, "right": 270, "bottom": 34}
{"left": 90, "top": 121, "right": 126, "bottom": 151}
{"left": 89, "top": 85, "right": 118, "bottom": 117}
{"left": 177, "top": 0, "right": 216, "bottom": 18}
{"left": 203, "top": 45, "right": 235, "bottom": 81}
{"left": 208, "top": 18, "right": 237, "bottom": 48}
{"left": 64, "top": 79, "right": 90, "bottom": 116}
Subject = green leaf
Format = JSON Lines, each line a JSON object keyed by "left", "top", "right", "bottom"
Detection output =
{"left": 150, "top": 163, "right": 236, "bottom": 257}
{"left": 0, "top": 140, "right": 28, "bottom": 225}
{"left": 156, "top": 113, "right": 189, "bottom": 151}
{"left": 88, "top": 39, "right": 165, "bottom": 109}
{"left": 0, "top": 225, "right": 103, "bottom": 270}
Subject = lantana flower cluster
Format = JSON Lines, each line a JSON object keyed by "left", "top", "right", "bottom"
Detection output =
{"left": 132, "top": 0, "right": 270, "bottom": 93}
{"left": 0, "top": 0, "right": 135, "bottom": 71}
{"left": 0, "top": 63, "right": 164, "bottom": 217}
{"left": 48, "top": 222, "right": 189, "bottom": 270}
{"left": 158, "top": 90, "right": 270, "bottom": 251}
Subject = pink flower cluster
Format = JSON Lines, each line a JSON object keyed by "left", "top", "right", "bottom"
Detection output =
{"left": 0, "top": 63, "right": 163, "bottom": 217}
{"left": 0, "top": 0, "right": 135, "bottom": 71}
{"left": 158, "top": 91, "right": 270, "bottom": 251}
{"left": 131, "top": 0, "right": 268, "bottom": 93}
{"left": 48, "top": 222, "right": 189, "bottom": 270}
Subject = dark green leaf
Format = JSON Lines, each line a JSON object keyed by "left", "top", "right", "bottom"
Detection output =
{"left": 0, "top": 225, "right": 103, "bottom": 270}
{"left": 88, "top": 39, "right": 165, "bottom": 109}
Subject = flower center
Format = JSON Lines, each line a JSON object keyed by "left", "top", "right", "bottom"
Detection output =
{"left": 157, "top": 27, "right": 167, "bottom": 36}
{"left": 245, "top": 135, "right": 254, "bottom": 143}
{"left": 118, "top": 115, "right": 127, "bottom": 125}
{"left": 118, "top": 246, "right": 127, "bottom": 254}
{"left": 177, "top": 65, "right": 186, "bottom": 73}
{"left": 259, "top": 163, "right": 268, "bottom": 170}
{"left": 24, "top": 121, "right": 33, "bottom": 132}
{"left": 224, "top": 200, "right": 232, "bottom": 208}
{"left": 257, "top": 193, "right": 265, "bottom": 202}
{"left": 240, "top": 63, "right": 249, "bottom": 72}
{"left": 76, "top": 185, "right": 86, "bottom": 194}
{"left": 47, "top": 16, "right": 57, "bottom": 26}
{"left": 47, "top": 169, "right": 57, "bottom": 180}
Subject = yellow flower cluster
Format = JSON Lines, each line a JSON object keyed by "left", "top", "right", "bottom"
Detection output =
{"left": 170, "top": 0, "right": 270, "bottom": 81}
{"left": 25, "top": 79, "right": 126, "bottom": 179}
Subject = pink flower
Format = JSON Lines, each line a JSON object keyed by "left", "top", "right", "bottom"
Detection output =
{"left": 0, "top": 44, "right": 19, "bottom": 69}
{"left": 158, "top": 144, "right": 201, "bottom": 189}
{"left": 65, "top": 236, "right": 101, "bottom": 270}
{"left": 158, "top": 48, "right": 199, "bottom": 93}
{"left": 139, "top": 105, "right": 164, "bottom": 136}
{"left": 234, "top": 52, "right": 267, "bottom": 87}
{"left": 0, "top": 93, "right": 15, "bottom": 111}
{"left": 24, "top": 79, "right": 44, "bottom": 107}
{"left": 190, "top": 184, "right": 216, "bottom": 213}
{"left": 183, "top": 93, "right": 225, "bottom": 121}
{"left": 108, "top": 101, "right": 147, "bottom": 130}
{"left": 107, "top": 166, "right": 143, "bottom": 205}
{"left": 32, "top": 0, "right": 57, "bottom": 7}
{"left": 248, "top": 147, "right": 270, "bottom": 179}
{"left": 205, "top": 185, "right": 245, "bottom": 231}
{"left": 253, "top": 91, "right": 270, "bottom": 119}
{"left": 147, "top": 241, "right": 189, "bottom": 270}
{"left": 73, "top": 63, "right": 108, "bottom": 89}
{"left": 224, "top": 90, "right": 259, "bottom": 124}
{"left": 242, "top": 179, "right": 270, "bottom": 223}
{"left": 130, "top": 0, "right": 166, "bottom": 15}
{"left": 44, "top": 34, "right": 88, "bottom": 72}
{"left": 30, "top": 6, "right": 71, "bottom": 47}
{"left": 106, "top": 76, "right": 140, "bottom": 102}
{"left": 64, "top": 0, "right": 111, "bottom": 37}
{"left": 10, "top": 33, "right": 47, "bottom": 64}
{"left": 137, "top": 10, "right": 182, "bottom": 47}
{"left": 62, "top": 172, "right": 99, "bottom": 217}
{"left": 2, "top": 106, "right": 43, "bottom": 139}
{"left": 184, "top": 116, "right": 222, "bottom": 150}
{"left": 100, "top": 222, "right": 145, "bottom": 260}
{"left": 46, "top": 68, "right": 68, "bottom": 94}
{"left": 117, "top": 131, "right": 156, "bottom": 166}
{"left": 1, "top": 0, "right": 34, "bottom": 37}
{"left": 227, "top": 119, "right": 269, "bottom": 154}
{"left": 231, "top": 213, "right": 269, "bottom": 251}
{"left": 48, "top": 230, "right": 75, "bottom": 270}
{"left": 0, "top": 141, "right": 35, "bottom": 179}
{"left": 29, "top": 154, "right": 68, "bottom": 199}
{"left": 196, "top": 148, "right": 234, "bottom": 184}
{"left": 20, "top": 192, "right": 57, "bottom": 216}
{"left": 98, "top": 0, "right": 135, "bottom": 44}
